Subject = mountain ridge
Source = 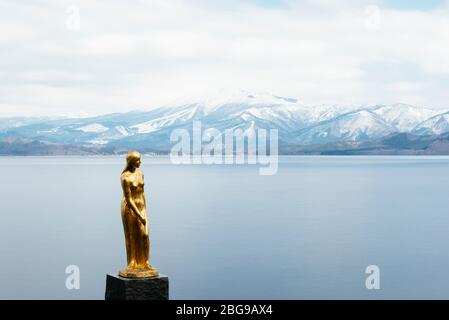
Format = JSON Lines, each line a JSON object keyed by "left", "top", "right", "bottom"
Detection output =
{"left": 1, "top": 91, "right": 449, "bottom": 155}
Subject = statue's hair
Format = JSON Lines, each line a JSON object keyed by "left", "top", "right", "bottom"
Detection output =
{"left": 122, "top": 151, "right": 141, "bottom": 174}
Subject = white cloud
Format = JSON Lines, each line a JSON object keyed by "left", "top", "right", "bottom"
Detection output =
{"left": 0, "top": 0, "right": 449, "bottom": 117}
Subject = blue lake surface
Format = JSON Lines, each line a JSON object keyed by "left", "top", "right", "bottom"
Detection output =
{"left": 1, "top": 156, "right": 449, "bottom": 299}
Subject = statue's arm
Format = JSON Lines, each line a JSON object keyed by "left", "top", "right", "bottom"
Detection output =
{"left": 122, "top": 178, "right": 146, "bottom": 224}
{"left": 142, "top": 174, "right": 147, "bottom": 207}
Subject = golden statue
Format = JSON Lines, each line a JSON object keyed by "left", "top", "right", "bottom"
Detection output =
{"left": 119, "top": 151, "right": 159, "bottom": 278}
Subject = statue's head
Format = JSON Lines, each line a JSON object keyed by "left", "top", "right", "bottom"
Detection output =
{"left": 125, "top": 151, "right": 141, "bottom": 171}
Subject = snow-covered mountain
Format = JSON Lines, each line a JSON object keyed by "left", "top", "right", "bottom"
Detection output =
{"left": 1, "top": 90, "right": 448, "bottom": 154}
{"left": 295, "top": 109, "right": 397, "bottom": 144}
{"left": 413, "top": 111, "right": 449, "bottom": 135}
{"left": 370, "top": 103, "right": 440, "bottom": 132}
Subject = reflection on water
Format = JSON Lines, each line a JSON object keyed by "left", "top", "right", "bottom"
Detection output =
{"left": 1, "top": 156, "right": 449, "bottom": 299}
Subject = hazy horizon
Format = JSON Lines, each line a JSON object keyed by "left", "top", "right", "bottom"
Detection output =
{"left": 0, "top": 89, "right": 448, "bottom": 119}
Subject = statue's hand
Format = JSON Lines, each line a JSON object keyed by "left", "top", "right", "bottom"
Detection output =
{"left": 133, "top": 209, "right": 146, "bottom": 225}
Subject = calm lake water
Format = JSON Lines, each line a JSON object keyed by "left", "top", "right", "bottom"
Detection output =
{"left": 1, "top": 156, "right": 449, "bottom": 299}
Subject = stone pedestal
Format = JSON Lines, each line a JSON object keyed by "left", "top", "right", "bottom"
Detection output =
{"left": 105, "top": 274, "right": 169, "bottom": 300}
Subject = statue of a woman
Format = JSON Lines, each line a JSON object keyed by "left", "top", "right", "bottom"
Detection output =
{"left": 119, "top": 151, "right": 159, "bottom": 278}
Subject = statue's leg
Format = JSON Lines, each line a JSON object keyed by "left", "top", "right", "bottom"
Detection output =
{"left": 136, "top": 217, "right": 150, "bottom": 267}
{"left": 128, "top": 215, "right": 139, "bottom": 268}
{"left": 143, "top": 221, "right": 150, "bottom": 266}
{"left": 136, "top": 208, "right": 150, "bottom": 268}
{"left": 121, "top": 209, "right": 132, "bottom": 267}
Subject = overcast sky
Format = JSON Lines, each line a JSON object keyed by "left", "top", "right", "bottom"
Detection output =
{"left": 1, "top": 0, "right": 449, "bottom": 117}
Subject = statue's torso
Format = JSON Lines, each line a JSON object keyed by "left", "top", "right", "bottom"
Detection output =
{"left": 122, "top": 170, "right": 145, "bottom": 210}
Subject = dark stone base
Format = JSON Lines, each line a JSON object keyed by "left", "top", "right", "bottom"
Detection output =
{"left": 105, "top": 273, "right": 169, "bottom": 300}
